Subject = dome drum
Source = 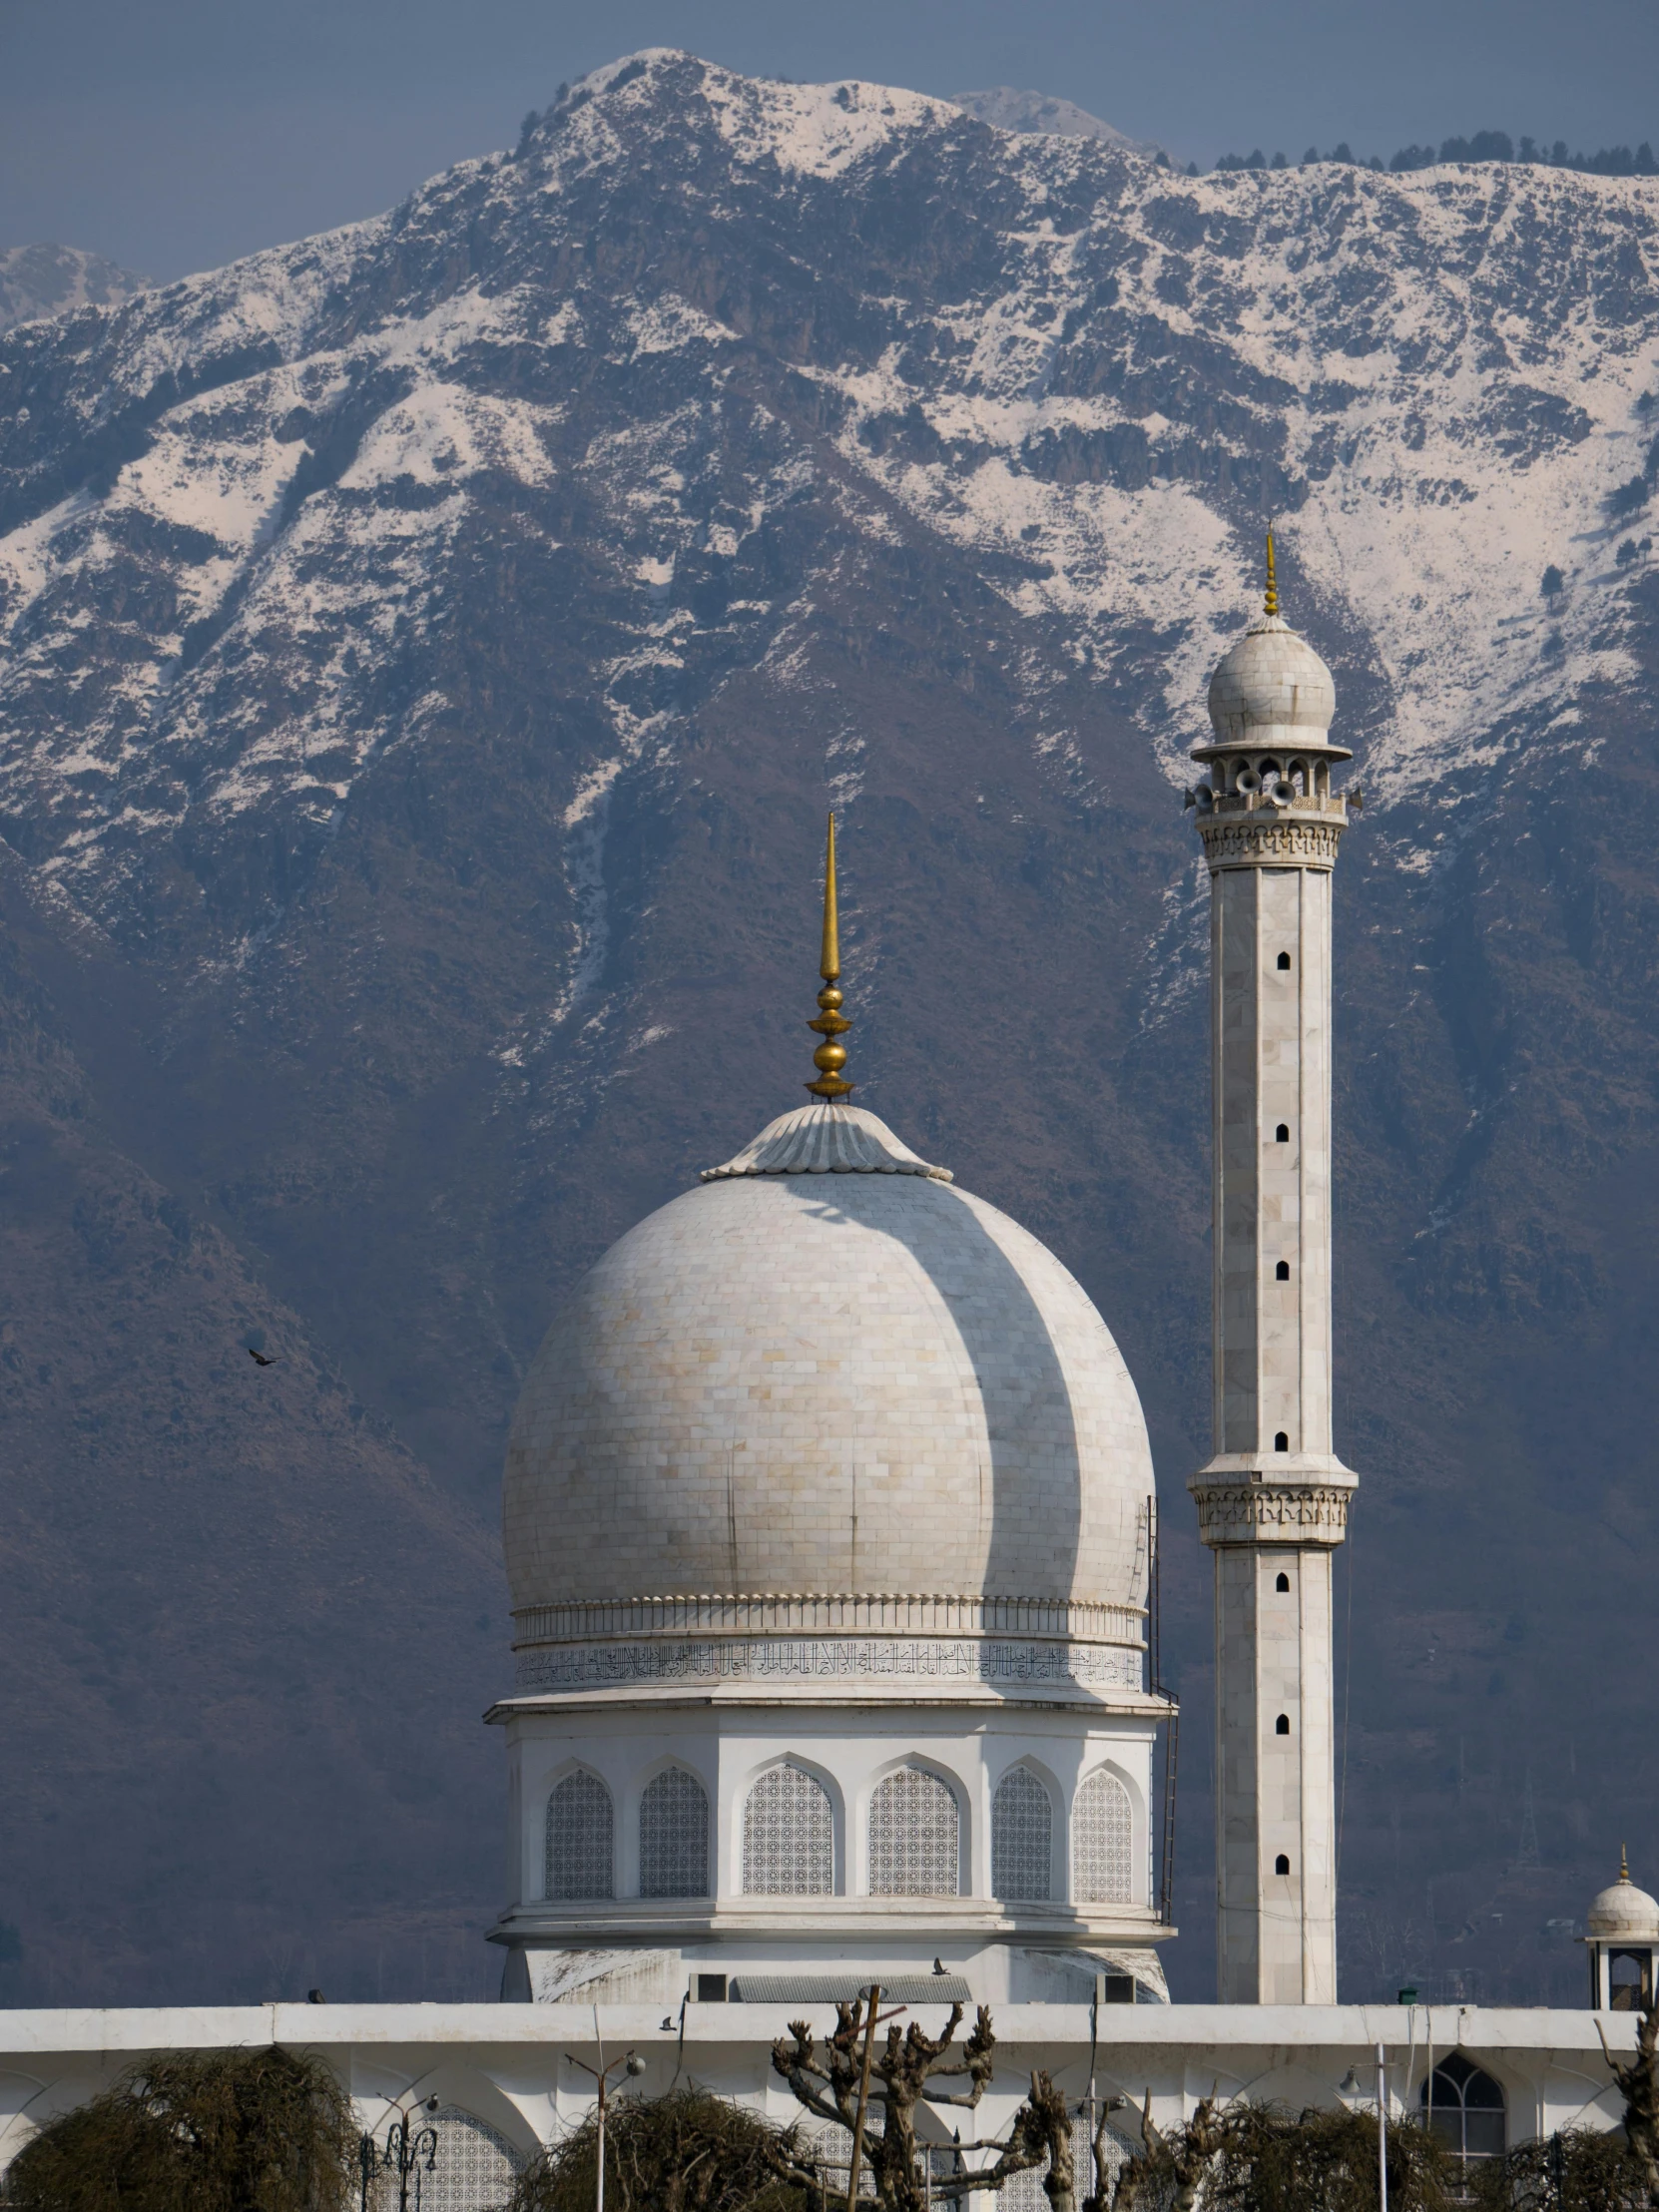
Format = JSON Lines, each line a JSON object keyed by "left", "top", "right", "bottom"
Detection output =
{"left": 506, "top": 1591, "right": 1152, "bottom": 1704}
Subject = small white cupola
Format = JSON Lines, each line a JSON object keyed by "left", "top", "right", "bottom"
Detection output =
{"left": 1584, "top": 1849, "right": 1659, "bottom": 2010}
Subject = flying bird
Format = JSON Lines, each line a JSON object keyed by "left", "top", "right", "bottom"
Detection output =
{"left": 247, "top": 1348, "right": 276, "bottom": 1367}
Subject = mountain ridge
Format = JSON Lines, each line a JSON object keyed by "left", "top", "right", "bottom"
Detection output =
{"left": 0, "top": 47, "right": 1655, "bottom": 2003}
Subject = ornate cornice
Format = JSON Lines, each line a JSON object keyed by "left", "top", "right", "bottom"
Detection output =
{"left": 511, "top": 1635, "right": 1148, "bottom": 1695}
{"left": 1196, "top": 815, "right": 1346, "bottom": 870}
{"left": 511, "top": 1593, "right": 1145, "bottom": 1645}
{"left": 1189, "top": 1482, "right": 1355, "bottom": 1547}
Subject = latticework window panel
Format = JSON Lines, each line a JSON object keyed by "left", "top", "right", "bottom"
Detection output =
{"left": 639, "top": 1766, "right": 710, "bottom": 1898}
{"left": 743, "top": 1763, "right": 834, "bottom": 1895}
{"left": 806, "top": 2125, "right": 877, "bottom": 2200}
{"left": 867, "top": 1765, "right": 959, "bottom": 1897}
{"left": 544, "top": 1770, "right": 614, "bottom": 1901}
{"left": 420, "top": 2109, "right": 526, "bottom": 2212}
{"left": 991, "top": 1767, "right": 1053, "bottom": 1902}
{"left": 363, "top": 2109, "right": 527, "bottom": 2212}
{"left": 1072, "top": 1768, "right": 1134, "bottom": 1905}
{"left": 996, "top": 2114, "right": 1135, "bottom": 2211}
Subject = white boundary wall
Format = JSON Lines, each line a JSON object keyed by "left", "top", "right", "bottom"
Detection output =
{"left": 0, "top": 2001, "right": 1633, "bottom": 2192}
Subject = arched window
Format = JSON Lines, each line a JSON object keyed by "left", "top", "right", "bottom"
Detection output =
{"left": 639, "top": 1766, "right": 710, "bottom": 1899}
{"left": 420, "top": 2107, "right": 528, "bottom": 2212}
{"left": 1276, "top": 1123, "right": 1291, "bottom": 1142}
{"left": 868, "top": 1766, "right": 960, "bottom": 1896}
{"left": 1277, "top": 951, "right": 1292, "bottom": 970}
{"left": 1421, "top": 2054, "right": 1505, "bottom": 2171}
{"left": 1275, "top": 1714, "right": 1291, "bottom": 1735}
{"left": 1275, "top": 1260, "right": 1291, "bottom": 1281}
{"left": 545, "top": 1772, "right": 614, "bottom": 1900}
{"left": 1275, "top": 1431, "right": 1290, "bottom": 1452}
{"left": 1072, "top": 1768, "right": 1134, "bottom": 1905}
{"left": 992, "top": 1768, "right": 1053, "bottom": 1902}
{"left": 1276, "top": 1572, "right": 1291, "bottom": 1592}
{"left": 743, "top": 1763, "right": 834, "bottom": 1895}
{"left": 1275, "top": 1853, "right": 1292, "bottom": 1875}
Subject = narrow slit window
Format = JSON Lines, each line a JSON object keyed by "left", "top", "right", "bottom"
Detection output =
{"left": 1275, "top": 1853, "right": 1292, "bottom": 1876}
{"left": 1276, "top": 1572, "right": 1291, "bottom": 1592}
{"left": 1276, "top": 1123, "right": 1291, "bottom": 1143}
{"left": 1277, "top": 951, "right": 1292, "bottom": 970}
{"left": 1276, "top": 1260, "right": 1291, "bottom": 1281}
{"left": 1274, "top": 1431, "right": 1289, "bottom": 1452}
{"left": 1276, "top": 1714, "right": 1291, "bottom": 1735}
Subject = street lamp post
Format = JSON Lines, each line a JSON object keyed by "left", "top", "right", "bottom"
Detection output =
{"left": 564, "top": 2021, "right": 646, "bottom": 2212}
{"left": 359, "top": 2096, "right": 440, "bottom": 2212}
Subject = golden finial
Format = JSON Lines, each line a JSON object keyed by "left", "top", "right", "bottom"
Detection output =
{"left": 1622, "top": 1843, "right": 1631, "bottom": 1882}
{"left": 1264, "top": 526, "right": 1280, "bottom": 619}
{"left": 806, "top": 812, "right": 853, "bottom": 1102}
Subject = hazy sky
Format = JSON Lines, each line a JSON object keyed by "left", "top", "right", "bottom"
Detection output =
{"left": 4, "top": 0, "right": 1657, "bottom": 282}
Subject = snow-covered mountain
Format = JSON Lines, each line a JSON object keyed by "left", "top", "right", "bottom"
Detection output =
{"left": 0, "top": 243, "right": 147, "bottom": 333}
{"left": 0, "top": 49, "right": 1656, "bottom": 2004}
{"left": 947, "top": 86, "right": 1161, "bottom": 159}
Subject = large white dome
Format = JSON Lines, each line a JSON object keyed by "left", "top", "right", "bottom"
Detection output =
{"left": 503, "top": 1104, "right": 1155, "bottom": 1620}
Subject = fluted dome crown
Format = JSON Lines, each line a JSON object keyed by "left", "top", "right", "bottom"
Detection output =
{"left": 503, "top": 1104, "right": 1154, "bottom": 1617}
{"left": 1586, "top": 1865, "right": 1659, "bottom": 1941}
{"left": 1206, "top": 611, "right": 1340, "bottom": 751}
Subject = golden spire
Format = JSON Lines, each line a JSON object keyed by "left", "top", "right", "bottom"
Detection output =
{"left": 806, "top": 811, "right": 853, "bottom": 1102}
{"left": 1264, "top": 525, "right": 1280, "bottom": 619}
{"left": 1622, "top": 1843, "right": 1631, "bottom": 1882}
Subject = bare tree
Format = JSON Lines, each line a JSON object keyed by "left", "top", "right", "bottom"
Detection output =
{"left": 950, "top": 2071, "right": 1075, "bottom": 2211}
{"left": 771, "top": 1998, "right": 996, "bottom": 2212}
{"left": 1597, "top": 1995, "right": 1659, "bottom": 2204}
{"left": 1109, "top": 2090, "right": 1228, "bottom": 2212}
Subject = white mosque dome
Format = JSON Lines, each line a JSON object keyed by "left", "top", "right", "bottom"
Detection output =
{"left": 1206, "top": 613, "right": 1338, "bottom": 749}
{"left": 1585, "top": 1863, "right": 1659, "bottom": 1942}
{"left": 1202, "top": 538, "right": 1343, "bottom": 756}
{"left": 502, "top": 1102, "right": 1154, "bottom": 1619}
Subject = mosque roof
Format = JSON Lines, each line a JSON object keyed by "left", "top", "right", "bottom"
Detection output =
{"left": 501, "top": 818, "right": 1154, "bottom": 1622}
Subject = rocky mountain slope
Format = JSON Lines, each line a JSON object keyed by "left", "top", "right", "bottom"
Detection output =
{"left": 1, "top": 49, "right": 1657, "bottom": 2003}
{"left": 0, "top": 245, "right": 148, "bottom": 334}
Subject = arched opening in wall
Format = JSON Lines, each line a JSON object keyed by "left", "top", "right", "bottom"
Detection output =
{"left": 639, "top": 1766, "right": 711, "bottom": 1899}
{"left": 1274, "top": 1432, "right": 1289, "bottom": 1452}
{"left": 1275, "top": 1854, "right": 1292, "bottom": 1876}
{"left": 743, "top": 1762, "right": 834, "bottom": 1895}
{"left": 414, "top": 2107, "right": 529, "bottom": 2212}
{"left": 991, "top": 1767, "right": 1053, "bottom": 1902}
{"left": 1276, "top": 1124, "right": 1291, "bottom": 1142}
{"left": 1277, "top": 951, "right": 1292, "bottom": 970}
{"left": 1275, "top": 1715, "right": 1291, "bottom": 1735}
{"left": 1276, "top": 1573, "right": 1291, "bottom": 1592}
{"left": 544, "top": 1771, "right": 614, "bottom": 1901}
{"left": 1421, "top": 2054, "right": 1505, "bottom": 2176}
{"left": 1072, "top": 1768, "right": 1134, "bottom": 1905}
{"left": 868, "top": 1766, "right": 960, "bottom": 1896}
{"left": 1275, "top": 1261, "right": 1291, "bottom": 1281}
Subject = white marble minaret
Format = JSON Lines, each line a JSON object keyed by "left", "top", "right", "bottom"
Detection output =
{"left": 1187, "top": 539, "right": 1360, "bottom": 2004}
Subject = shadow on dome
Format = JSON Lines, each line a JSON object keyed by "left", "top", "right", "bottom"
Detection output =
{"left": 778, "top": 1175, "right": 1085, "bottom": 1602}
